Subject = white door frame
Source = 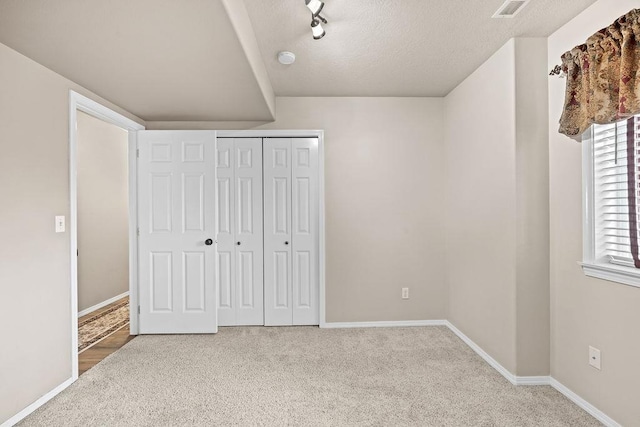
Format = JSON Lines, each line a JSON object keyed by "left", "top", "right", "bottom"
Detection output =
{"left": 217, "top": 130, "right": 326, "bottom": 327}
{"left": 68, "top": 90, "right": 144, "bottom": 380}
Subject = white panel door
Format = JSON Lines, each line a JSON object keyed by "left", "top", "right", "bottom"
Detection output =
{"left": 215, "top": 138, "right": 235, "bottom": 325}
{"left": 263, "top": 138, "right": 293, "bottom": 325}
{"left": 292, "top": 138, "right": 319, "bottom": 325}
{"left": 263, "top": 137, "right": 319, "bottom": 326}
{"left": 216, "top": 138, "right": 264, "bottom": 325}
{"left": 235, "top": 139, "right": 264, "bottom": 324}
{"left": 138, "top": 131, "right": 217, "bottom": 334}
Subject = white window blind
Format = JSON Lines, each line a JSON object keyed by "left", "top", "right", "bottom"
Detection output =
{"left": 593, "top": 116, "right": 640, "bottom": 268}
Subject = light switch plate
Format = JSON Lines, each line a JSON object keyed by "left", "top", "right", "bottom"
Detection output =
{"left": 55, "top": 216, "right": 65, "bottom": 233}
{"left": 589, "top": 346, "right": 601, "bottom": 370}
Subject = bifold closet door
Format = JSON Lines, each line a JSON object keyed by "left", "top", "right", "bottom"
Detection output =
{"left": 263, "top": 139, "right": 292, "bottom": 325}
{"left": 216, "top": 138, "right": 264, "bottom": 325}
{"left": 291, "top": 138, "right": 319, "bottom": 325}
{"left": 264, "top": 138, "right": 319, "bottom": 326}
{"left": 137, "top": 131, "right": 217, "bottom": 334}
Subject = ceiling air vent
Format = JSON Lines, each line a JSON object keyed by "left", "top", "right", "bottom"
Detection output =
{"left": 492, "top": 0, "right": 530, "bottom": 18}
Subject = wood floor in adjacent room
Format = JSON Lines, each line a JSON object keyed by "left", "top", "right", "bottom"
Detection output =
{"left": 78, "top": 297, "right": 135, "bottom": 375}
{"left": 79, "top": 325, "right": 134, "bottom": 375}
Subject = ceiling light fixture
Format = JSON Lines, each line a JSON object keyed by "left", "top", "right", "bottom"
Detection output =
{"left": 277, "top": 51, "right": 296, "bottom": 65}
{"left": 305, "top": 0, "right": 324, "bottom": 17}
{"left": 311, "top": 18, "right": 325, "bottom": 40}
{"left": 305, "top": 0, "right": 327, "bottom": 40}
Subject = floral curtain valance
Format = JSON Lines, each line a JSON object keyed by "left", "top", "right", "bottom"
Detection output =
{"left": 559, "top": 9, "right": 640, "bottom": 139}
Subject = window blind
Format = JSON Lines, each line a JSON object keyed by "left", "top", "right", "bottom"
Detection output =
{"left": 593, "top": 116, "right": 640, "bottom": 268}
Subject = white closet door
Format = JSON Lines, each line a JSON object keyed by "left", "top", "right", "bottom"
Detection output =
{"left": 292, "top": 138, "right": 319, "bottom": 325}
{"left": 215, "top": 138, "right": 236, "bottom": 325}
{"left": 138, "top": 131, "right": 217, "bottom": 334}
{"left": 216, "top": 138, "right": 264, "bottom": 325}
{"left": 263, "top": 138, "right": 293, "bottom": 325}
{"left": 234, "top": 139, "right": 264, "bottom": 324}
{"left": 264, "top": 138, "right": 320, "bottom": 326}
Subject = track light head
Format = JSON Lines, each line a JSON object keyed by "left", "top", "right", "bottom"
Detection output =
{"left": 305, "top": 0, "right": 324, "bottom": 17}
{"left": 311, "top": 18, "right": 325, "bottom": 40}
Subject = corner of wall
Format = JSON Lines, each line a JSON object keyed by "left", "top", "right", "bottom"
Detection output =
{"left": 443, "top": 37, "right": 519, "bottom": 375}
{"left": 513, "top": 37, "right": 551, "bottom": 376}
{"left": 443, "top": 37, "right": 551, "bottom": 378}
{"left": 220, "top": 0, "right": 276, "bottom": 120}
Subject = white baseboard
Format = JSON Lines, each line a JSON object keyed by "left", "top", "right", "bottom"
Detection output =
{"left": 324, "top": 319, "right": 545, "bottom": 386}
{"left": 322, "top": 320, "right": 448, "bottom": 328}
{"left": 444, "top": 321, "right": 619, "bottom": 424}
{"left": 514, "top": 375, "right": 550, "bottom": 386}
{"left": 1, "top": 377, "right": 74, "bottom": 427}
{"left": 77, "top": 291, "right": 129, "bottom": 318}
{"left": 444, "top": 321, "right": 521, "bottom": 385}
{"left": 550, "top": 378, "right": 621, "bottom": 427}
{"left": 3, "top": 319, "right": 618, "bottom": 427}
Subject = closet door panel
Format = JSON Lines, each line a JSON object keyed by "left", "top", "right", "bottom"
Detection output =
{"left": 292, "top": 138, "right": 319, "bottom": 325}
{"left": 216, "top": 138, "right": 236, "bottom": 325}
{"left": 234, "top": 139, "right": 263, "bottom": 325}
{"left": 263, "top": 138, "right": 293, "bottom": 326}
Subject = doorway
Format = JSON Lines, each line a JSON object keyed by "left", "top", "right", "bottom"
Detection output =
{"left": 76, "top": 111, "right": 131, "bottom": 374}
{"left": 69, "top": 91, "right": 144, "bottom": 380}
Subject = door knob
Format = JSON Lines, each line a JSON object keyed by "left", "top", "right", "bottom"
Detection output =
{"left": 205, "top": 239, "right": 213, "bottom": 246}
{"left": 284, "top": 241, "right": 289, "bottom": 245}
{"left": 236, "top": 242, "right": 241, "bottom": 246}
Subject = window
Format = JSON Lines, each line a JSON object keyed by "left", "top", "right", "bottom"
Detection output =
{"left": 582, "top": 115, "right": 640, "bottom": 287}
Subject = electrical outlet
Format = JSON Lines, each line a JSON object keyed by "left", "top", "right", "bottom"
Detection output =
{"left": 589, "top": 346, "right": 601, "bottom": 370}
{"left": 401, "top": 287, "right": 409, "bottom": 299}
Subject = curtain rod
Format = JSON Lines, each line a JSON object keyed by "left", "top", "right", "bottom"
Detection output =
{"left": 549, "top": 65, "right": 564, "bottom": 77}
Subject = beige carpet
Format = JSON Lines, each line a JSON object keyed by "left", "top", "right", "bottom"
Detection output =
{"left": 22, "top": 326, "right": 599, "bottom": 426}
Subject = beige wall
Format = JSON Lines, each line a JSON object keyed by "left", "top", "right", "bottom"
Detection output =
{"left": 444, "top": 38, "right": 550, "bottom": 376}
{"left": 548, "top": 1, "right": 640, "bottom": 425}
{"left": 255, "top": 97, "right": 447, "bottom": 322}
{"left": 0, "top": 42, "right": 143, "bottom": 424}
{"left": 6, "top": 2, "right": 637, "bottom": 421}
{"left": 514, "top": 38, "right": 550, "bottom": 377}
{"left": 444, "top": 40, "right": 519, "bottom": 373}
{"left": 77, "top": 111, "right": 129, "bottom": 312}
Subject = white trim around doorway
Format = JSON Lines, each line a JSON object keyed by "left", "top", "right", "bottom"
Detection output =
{"left": 69, "top": 91, "right": 145, "bottom": 381}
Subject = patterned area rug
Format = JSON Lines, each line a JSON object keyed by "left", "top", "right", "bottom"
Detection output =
{"left": 78, "top": 298, "right": 129, "bottom": 352}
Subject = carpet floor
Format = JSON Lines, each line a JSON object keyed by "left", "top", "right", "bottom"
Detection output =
{"left": 22, "top": 326, "right": 599, "bottom": 426}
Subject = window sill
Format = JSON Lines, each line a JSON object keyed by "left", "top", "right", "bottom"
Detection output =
{"left": 580, "top": 262, "right": 640, "bottom": 289}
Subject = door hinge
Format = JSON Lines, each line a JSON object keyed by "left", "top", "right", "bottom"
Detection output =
{"left": 136, "top": 148, "right": 139, "bottom": 158}
{"left": 137, "top": 227, "right": 140, "bottom": 236}
{"left": 138, "top": 306, "right": 141, "bottom": 314}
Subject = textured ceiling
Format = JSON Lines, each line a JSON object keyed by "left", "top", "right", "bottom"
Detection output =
{"left": 244, "top": 0, "right": 598, "bottom": 97}
{"left": 0, "top": 0, "right": 599, "bottom": 120}
{"left": 0, "top": 0, "right": 274, "bottom": 121}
